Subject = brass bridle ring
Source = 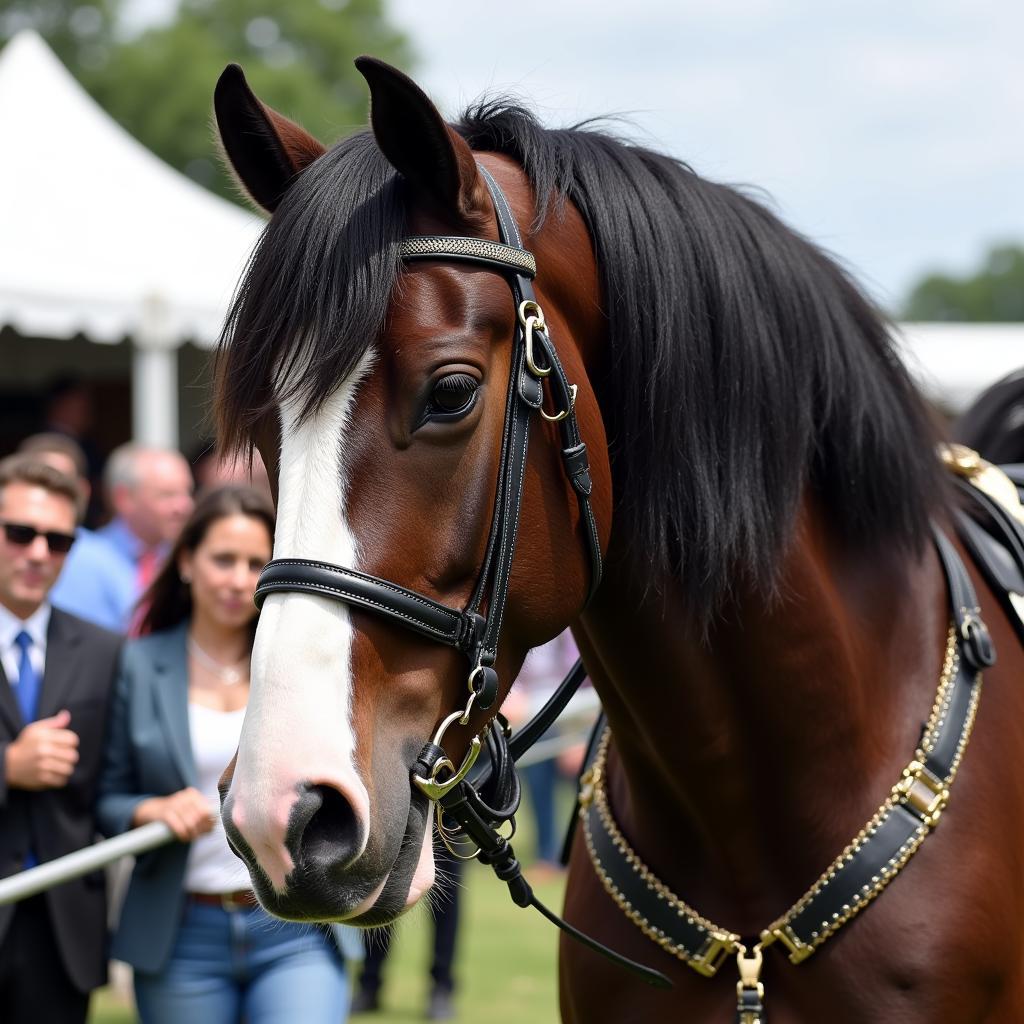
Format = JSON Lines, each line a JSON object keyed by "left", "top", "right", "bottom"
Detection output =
{"left": 412, "top": 707, "right": 487, "bottom": 801}
{"left": 518, "top": 299, "right": 552, "bottom": 378}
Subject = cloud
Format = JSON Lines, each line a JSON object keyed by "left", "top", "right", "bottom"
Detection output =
{"left": 386, "top": 0, "right": 1024, "bottom": 304}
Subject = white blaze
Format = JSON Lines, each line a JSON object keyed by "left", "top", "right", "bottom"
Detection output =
{"left": 230, "top": 350, "right": 375, "bottom": 890}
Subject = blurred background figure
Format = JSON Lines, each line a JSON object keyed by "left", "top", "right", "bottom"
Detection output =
{"left": 51, "top": 444, "right": 194, "bottom": 633}
{"left": 503, "top": 631, "right": 581, "bottom": 879}
{"left": 188, "top": 440, "right": 273, "bottom": 504}
{"left": 0, "top": 456, "right": 121, "bottom": 1024}
{"left": 953, "top": 367, "right": 1024, "bottom": 466}
{"left": 17, "top": 434, "right": 92, "bottom": 521}
{"left": 95, "top": 485, "right": 353, "bottom": 1023}
{"left": 39, "top": 377, "right": 106, "bottom": 527}
{"left": 351, "top": 843, "right": 462, "bottom": 1021}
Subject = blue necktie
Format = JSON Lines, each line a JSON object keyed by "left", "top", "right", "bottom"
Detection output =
{"left": 14, "top": 630, "right": 40, "bottom": 725}
{"left": 14, "top": 631, "right": 40, "bottom": 869}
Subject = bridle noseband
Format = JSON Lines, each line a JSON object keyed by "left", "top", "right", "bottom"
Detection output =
{"left": 254, "top": 166, "right": 603, "bottom": 800}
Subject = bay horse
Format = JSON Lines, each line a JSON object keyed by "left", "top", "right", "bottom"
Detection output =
{"left": 211, "top": 57, "right": 1024, "bottom": 1022}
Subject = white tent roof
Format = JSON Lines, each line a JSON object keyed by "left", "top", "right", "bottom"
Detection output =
{"left": 0, "top": 30, "right": 264, "bottom": 349}
{"left": 895, "top": 323, "right": 1024, "bottom": 413}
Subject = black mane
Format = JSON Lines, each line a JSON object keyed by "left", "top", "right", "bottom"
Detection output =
{"left": 218, "top": 101, "right": 945, "bottom": 617}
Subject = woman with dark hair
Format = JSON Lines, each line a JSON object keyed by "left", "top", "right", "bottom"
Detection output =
{"left": 96, "top": 485, "right": 351, "bottom": 1023}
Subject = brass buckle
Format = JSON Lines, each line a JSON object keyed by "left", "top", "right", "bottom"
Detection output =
{"left": 940, "top": 443, "right": 1024, "bottom": 523}
{"left": 735, "top": 942, "right": 765, "bottom": 997}
{"left": 761, "top": 924, "right": 814, "bottom": 964}
{"left": 577, "top": 763, "right": 602, "bottom": 808}
{"left": 939, "top": 442, "right": 981, "bottom": 477}
{"left": 540, "top": 383, "right": 578, "bottom": 423}
{"left": 893, "top": 760, "right": 949, "bottom": 827}
{"left": 689, "top": 931, "right": 735, "bottom": 977}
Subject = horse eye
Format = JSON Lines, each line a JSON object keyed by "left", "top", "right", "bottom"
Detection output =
{"left": 428, "top": 373, "right": 479, "bottom": 417}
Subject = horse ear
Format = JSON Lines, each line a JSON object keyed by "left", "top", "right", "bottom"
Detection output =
{"left": 354, "top": 56, "right": 489, "bottom": 225}
{"left": 214, "top": 64, "right": 326, "bottom": 213}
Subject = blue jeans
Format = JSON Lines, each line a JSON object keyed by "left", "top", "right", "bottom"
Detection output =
{"left": 524, "top": 729, "right": 561, "bottom": 863}
{"left": 133, "top": 901, "right": 348, "bottom": 1024}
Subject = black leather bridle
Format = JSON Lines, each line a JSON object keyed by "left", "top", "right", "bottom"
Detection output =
{"left": 253, "top": 166, "right": 603, "bottom": 801}
{"left": 251, "top": 169, "right": 667, "bottom": 985}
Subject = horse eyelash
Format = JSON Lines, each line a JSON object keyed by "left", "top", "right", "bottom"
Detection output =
{"left": 413, "top": 373, "right": 480, "bottom": 430}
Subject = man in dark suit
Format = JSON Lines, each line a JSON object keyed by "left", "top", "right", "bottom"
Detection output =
{"left": 0, "top": 455, "right": 121, "bottom": 1023}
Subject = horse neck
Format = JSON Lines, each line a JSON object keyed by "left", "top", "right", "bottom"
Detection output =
{"left": 575, "top": 494, "right": 948, "bottom": 931}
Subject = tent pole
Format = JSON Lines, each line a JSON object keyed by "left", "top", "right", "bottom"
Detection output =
{"left": 132, "top": 295, "right": 179, "bottom": 448}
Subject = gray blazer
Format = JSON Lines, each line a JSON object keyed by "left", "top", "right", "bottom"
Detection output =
{"left": 96, "top": 623, "right": 197, "bottom": 973}
{"left": 96, "top": 624, "right": 361, "bottom": 974}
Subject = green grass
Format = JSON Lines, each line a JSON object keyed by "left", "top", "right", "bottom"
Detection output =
{"left": 89, "top": 788, "right": 575, "bottom": 1023}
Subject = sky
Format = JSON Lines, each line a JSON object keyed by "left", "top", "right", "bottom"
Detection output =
{"left": 385, "top": 0, "right": 1024, "bottom": 311}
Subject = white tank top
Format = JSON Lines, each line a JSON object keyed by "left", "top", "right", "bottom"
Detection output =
{"left": 183, "top": 703, "right": 252, "bottom": 894}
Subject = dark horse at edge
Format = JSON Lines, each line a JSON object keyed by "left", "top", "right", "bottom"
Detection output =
{"left": 210, "top": 58, "right": 1024, "bottom": 1022}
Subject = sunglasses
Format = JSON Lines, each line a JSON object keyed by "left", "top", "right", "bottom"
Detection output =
{"left": 1, "top": 521, "right": 76, "bottom": 554}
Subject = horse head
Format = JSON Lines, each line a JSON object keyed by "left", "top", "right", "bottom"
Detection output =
{"left": 213, "top": 59, "right": 611, "bottom": 924}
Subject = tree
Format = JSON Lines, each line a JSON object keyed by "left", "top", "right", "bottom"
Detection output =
{"left": 2, "top": 0, "right": 413, "bottom": 202}
{"left": 0, "top": 1, "right": 119, "bottom": 72}
{"left": 902, "top": 244, "right": 1024, "bottom": 322}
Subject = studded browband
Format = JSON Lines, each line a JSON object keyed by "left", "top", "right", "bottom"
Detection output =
{"left": 399, "top": 235, "right": 538, "bottom": 278}
{"left": 575, "top": 523, "right": 994, "bottom": 1022}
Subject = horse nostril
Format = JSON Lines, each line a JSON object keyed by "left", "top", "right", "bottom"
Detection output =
{"left": 289, "top": 783, "right": 364, "bottom": 871}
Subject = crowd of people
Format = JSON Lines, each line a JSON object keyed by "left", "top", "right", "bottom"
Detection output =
{"left": 0, "top": 433, "right": 362, "bottom": 1024}
{"left": 0, "top": 420, "right": 584, "bottom": 1024}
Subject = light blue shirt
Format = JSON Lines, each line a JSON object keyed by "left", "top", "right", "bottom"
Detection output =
{"left": 50, "top": 519, "right": 151, "bottom": 634}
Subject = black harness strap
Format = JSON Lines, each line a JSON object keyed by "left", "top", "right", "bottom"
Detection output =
{"left": 950, "top": 471, "right": 1024, "bottom": 649}
{"left": 763, "top": 527, "right": 991, "bottom": 962}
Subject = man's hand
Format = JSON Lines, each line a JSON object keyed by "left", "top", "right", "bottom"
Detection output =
{"left": 3, "top": 710, "right": 79, "bottom": 790}
{"left": 132, "top": 788, "right": 215, "bottom": 842}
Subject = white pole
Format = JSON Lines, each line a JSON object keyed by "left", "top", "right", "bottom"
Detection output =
{"left": 131, "top": 294, "right": 179, "bottom": 447}
{"left": 0, "top": 822, "right": 174, "bottom": 906}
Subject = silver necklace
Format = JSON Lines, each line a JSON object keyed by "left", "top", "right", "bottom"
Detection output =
{"left": 188, "top": 636, "right": 247, "bottom": 686}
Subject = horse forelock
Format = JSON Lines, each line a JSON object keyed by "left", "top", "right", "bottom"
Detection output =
{"left": 215, "top": 129, "right": 405, "bottom": 460}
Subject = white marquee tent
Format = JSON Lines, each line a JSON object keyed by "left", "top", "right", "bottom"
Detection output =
{"left": 0, "top": 30, "right": 263, "bottom": 446}
{"left": 0, "top": 30, "right": 1020, "bottom": 447}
